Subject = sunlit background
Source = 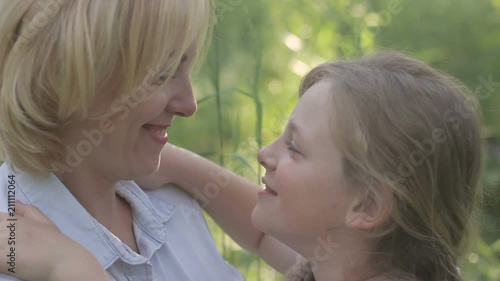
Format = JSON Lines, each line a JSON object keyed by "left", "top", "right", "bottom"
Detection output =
{"left": 168, "top": 0, "right": 500, "bottom": 280}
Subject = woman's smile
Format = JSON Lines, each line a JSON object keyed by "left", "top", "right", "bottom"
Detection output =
{"left": 142, "top": 124, "right": 170, "bottom": 145}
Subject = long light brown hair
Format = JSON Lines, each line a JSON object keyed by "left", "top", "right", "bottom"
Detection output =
{"left": 287, "top": 51, "right": 483, "bottom": 281}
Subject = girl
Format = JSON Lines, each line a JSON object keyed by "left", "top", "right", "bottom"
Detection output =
{"left": 1, "top": 51, "right": 483, "bottom": 281}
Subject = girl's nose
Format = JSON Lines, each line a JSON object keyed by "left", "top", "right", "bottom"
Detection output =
{"left": 258, "top": 145, "right": 277, "bottom": 171}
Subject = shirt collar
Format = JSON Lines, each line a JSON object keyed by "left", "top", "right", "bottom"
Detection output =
{"left": 5, "top": 164, "right": 175, "bottom": 268}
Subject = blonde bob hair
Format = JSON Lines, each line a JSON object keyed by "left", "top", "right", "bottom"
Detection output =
{"left": 0, "top": 0, "right": 214, "bottom": 174}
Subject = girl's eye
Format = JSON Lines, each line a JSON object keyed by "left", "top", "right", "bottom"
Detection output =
{"left": 285, "top": 140, "right": 300, "bottom": 154}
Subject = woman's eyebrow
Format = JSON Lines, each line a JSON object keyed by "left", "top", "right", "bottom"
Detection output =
{"left": 166, "top": 52, "right": 189, "bottom": 63}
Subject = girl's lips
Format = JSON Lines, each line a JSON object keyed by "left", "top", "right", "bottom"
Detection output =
{"left": 142, "top": 124, "right": 169, "bottom": 145}
{"left": 258, "top": 185, "right": 278, "bottom": 196}
{"left": 259, "top": 177, "right": 278, "bottom": 196}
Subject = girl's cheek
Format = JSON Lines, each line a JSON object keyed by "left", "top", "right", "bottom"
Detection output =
{"left": 275, "top": 167, "right": 293, "bottom": 191}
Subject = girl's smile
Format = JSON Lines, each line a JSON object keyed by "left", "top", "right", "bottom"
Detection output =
{"left": 259, "top": 177, "right": 278, "bottom": 196}
{"left": 252, "top": 81, "right": 356, "bottom": 256}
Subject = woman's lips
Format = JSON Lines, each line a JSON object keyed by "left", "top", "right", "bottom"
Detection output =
{"left": 142, "top": 124, "right": 169, "bottom": 144}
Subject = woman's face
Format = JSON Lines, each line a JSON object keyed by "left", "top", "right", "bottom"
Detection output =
{"left": 59, "top": 46, "right": 197, "bottom": 182}
{"left": 251, "top": 80, "right": 356, "bottom": 253}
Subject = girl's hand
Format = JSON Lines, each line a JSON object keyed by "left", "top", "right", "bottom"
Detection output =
{"left": 0, "top": 202, "right": 109, "bottom": 281}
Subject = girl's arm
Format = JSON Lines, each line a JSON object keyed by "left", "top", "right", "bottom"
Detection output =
{"left": 0, "top": 202, "right": 109, "bottom": 281}
{"left": 135, "top": 144, "right": 303, "bottom": 273}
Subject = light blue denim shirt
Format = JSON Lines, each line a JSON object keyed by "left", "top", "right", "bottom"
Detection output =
{"left": 0, "top": 163, "right": 244, "bottom": 281}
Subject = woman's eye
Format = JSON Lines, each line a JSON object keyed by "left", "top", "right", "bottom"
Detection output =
{"left": 285, "top": 140, "right": 300, "bottom": 154}
{"left": 157, "top": 75, "right": 168, "bottom": 83}
{"left": 157, "top": 69, "right": 182, "bottom": 84}
{"left": 155, "top": 72, "right": 176, "bottom": 86}
{"left": 152, "top": 73, "right": 169, "bottom": 86}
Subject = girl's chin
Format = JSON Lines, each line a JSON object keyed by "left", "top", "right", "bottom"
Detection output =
{"left": 250, "top": 205, "right": 272, "bottom": 233}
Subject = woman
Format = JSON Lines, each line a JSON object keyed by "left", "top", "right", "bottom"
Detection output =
{"left": 0, "top": 0, "right": 244, "bottom": 280}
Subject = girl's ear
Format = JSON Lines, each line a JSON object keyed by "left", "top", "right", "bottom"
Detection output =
{"left": 345, "top": 189, "right": 391, "bottom": 230}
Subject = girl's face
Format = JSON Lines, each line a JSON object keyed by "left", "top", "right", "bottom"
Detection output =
{"left": 252, "top": 80, "right": 356, "bottom": 252}
{"left": 60, "top": 45, "right": 197, "bottom": 182}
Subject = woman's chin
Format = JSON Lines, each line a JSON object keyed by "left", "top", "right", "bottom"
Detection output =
{"left": 130, "top": 157, "right": 161, "bottom": 179}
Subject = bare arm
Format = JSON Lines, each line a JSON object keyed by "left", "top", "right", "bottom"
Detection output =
{"left": 135, "top": 144, "right": 303, "bottom": 273}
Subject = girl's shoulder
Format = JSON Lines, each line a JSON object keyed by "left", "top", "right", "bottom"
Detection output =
{"left": 366, "top": 270, "right": 419, "bottom": 281}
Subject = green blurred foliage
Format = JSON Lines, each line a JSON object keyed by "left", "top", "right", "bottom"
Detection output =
{"left": 168, "top": 0, "right": 500, "bottom": 280}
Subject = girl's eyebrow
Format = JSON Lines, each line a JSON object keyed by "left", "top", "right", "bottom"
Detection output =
{"left": 287, "top": 120, "right": 308, "bottom": 152}
{"left": 287, "top": 119, "right": 307, "bottom": 143}
{"left": 288, "top": 119, "right": 303, "bottom": 135}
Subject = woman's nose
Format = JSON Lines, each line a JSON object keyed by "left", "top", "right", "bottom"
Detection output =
{"left": 172, "top": 93, "right": 197, "bottom": 117}
{"left": 168, "top": 78, "right": 197, "bottom": 117}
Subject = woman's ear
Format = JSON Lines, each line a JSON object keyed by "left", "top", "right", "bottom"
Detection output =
{"left": 344, "top": 189, "right": 391, "bottom": 231}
